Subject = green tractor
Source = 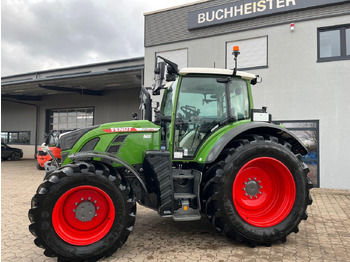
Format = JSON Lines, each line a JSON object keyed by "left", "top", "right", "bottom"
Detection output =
{"left": 28, "top": 47, "right": 312, "bottom": 261}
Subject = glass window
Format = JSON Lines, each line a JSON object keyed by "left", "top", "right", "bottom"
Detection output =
{"left": 226, "top": 36, "right": 267, "bottom": 69}
{"left": 318, "top": 24, "right": 350, "bottom": 61}
{"left": 9, "top": 133, "right": 18, "bottom": 144}
{"left": 229, "top": 79, "right": 249, "bottom": 121}
{"left": 18, "top": 132, "right": 30, "bottom": 144}
{"left": 162, "top": 80, "right": 177, "bottom": 117}
{"left": 319, "top": 30, "right": 340, "bottom": 58}
{"left": 174, "top": 77, "right": 228, "bottom": 157}
{"left": 48, "top": 107, "right": 94, "bottom": 132}
{"left": 273, "top": 120, "right": 319, "bottom": 187}
{"left": 1, "top": 131, "right": 30, "bottom": 144}
{"left": 156, "top": 49, "right": 188, "bottom": 71}
{"left": 346, "top": 28, "right": 350, "bottom": 56}
{"left": 1, "top": 132, "right": 8, "bottom": 143}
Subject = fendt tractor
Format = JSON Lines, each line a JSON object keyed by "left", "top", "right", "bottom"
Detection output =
{"left": 28, "top": 47, "right": 313, "bottom": 261}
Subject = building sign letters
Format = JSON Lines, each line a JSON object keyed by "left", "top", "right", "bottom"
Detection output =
{"left": 188, "top": 0, "right": 349, "bottom": 29}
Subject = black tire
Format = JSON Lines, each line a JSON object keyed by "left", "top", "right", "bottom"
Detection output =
{"left": 36, "top": 162, "right": 45, "bottom": 170}
{"left": 201, "top": 135, "right": 313, "bottom": 246}
{"left": 2, "top": 157, "right": 8, "bottom": 161}
{"left": 28, "top": 162, "right": 136, "bottom": 261}
{"left": 11, "top": 152, "right": 21, "bottom": 161}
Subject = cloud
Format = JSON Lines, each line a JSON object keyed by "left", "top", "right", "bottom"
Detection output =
{"left": 1, "top": 0, "right": 195, "bottom": 76}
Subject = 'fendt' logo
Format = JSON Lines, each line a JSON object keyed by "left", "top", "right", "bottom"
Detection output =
{"left": 103, "top": 127, "right": 135, "bottom": 133}
{"left": 111, "top": 127, "right": 133, "bottom": 132}
{"left": 102, "top": 127, "right": 160, "bottom": 133}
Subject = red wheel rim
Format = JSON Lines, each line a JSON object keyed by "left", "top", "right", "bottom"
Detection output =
{"left": 52, "top": 185, "right": 115, "bottom": 245}
{"left": 232, "top": 157, "right": 295, "bottom": 227}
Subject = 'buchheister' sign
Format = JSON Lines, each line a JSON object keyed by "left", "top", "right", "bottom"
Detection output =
{"left": 188, "top": 0, "right": 349, "bottom": 29}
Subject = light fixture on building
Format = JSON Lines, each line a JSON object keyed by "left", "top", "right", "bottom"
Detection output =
{"left": 291, "top": 23, "right": 295, "bottom": 31}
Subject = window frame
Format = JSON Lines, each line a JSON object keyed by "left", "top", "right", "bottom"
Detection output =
{"left": 273, "top": 120, "right": 320, "bottom": 188}
{"left": 225, "top": 36, "right": 268, "bottom": 71}
{"left": 317, "top": 24, "right": 350, "bottom": 62}
{"left": 46, "top": 106, "right": 95, "bottom": 133}
{"left": 1, "top": 131, "right": 31, "bottom": 145}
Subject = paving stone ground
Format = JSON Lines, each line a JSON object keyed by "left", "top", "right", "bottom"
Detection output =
{"left": 1, "top": 159, "right": 350, "bottom": 262}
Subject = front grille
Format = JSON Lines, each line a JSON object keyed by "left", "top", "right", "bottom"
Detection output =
{"left": 80, "top": 138, "right": 100, "bottom": 152}
{"left": 38, "top": 151, "right": 47, "bottom": 156}
{"left": 113, "top": 135, "right": 127, "bottom": 143}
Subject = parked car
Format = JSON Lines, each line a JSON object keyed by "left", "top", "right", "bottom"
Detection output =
{"left": 36, "top": 130, "right": 71, "bottom": 170}
{"left": 1, "top": 142, "right": 23, "bottom": 161}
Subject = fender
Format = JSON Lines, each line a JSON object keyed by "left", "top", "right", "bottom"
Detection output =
{"left": 206, "top": 122, "right": 307, "bottom": 163}
{"left": 68, "top": 151, "right": 149, "bottom": 199}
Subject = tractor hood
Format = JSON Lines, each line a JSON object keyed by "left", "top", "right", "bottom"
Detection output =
{"left": 60, "top": 120, "right": 161, "bottom": 166}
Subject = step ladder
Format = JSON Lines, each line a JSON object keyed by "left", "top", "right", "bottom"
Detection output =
{"left": 172, "top": 169, "right": 202, "bottom": 221}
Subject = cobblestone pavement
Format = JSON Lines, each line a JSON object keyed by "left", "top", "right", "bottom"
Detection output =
{"left": 2, "top": 159, "right": 350, "bottom": 262}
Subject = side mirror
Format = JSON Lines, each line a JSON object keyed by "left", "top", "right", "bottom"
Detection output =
{"left": 153, "top": 62, "right": 165, "bottom": 95}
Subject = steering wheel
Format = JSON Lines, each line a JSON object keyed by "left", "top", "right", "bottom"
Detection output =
{"left": 180, "top": 105, "right": 200, "bottom": 119}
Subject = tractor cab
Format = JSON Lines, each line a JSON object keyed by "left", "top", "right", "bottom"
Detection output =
{"left": 149, "top": 51, "right": 258, "bottom": 161}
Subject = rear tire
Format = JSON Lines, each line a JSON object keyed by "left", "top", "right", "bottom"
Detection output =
{"left": 202, "top": 135, "right": 313, "bottom": 246}
{"left": 28, "top": 162, "right": 136, "bottom": 261}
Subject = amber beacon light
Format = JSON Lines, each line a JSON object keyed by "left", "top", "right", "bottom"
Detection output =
{"left": 232, "top": 46, "right": 240, "bottom": 76}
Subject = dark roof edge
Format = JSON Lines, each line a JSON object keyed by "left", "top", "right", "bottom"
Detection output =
{"left": 1, "top": 56, "right": 144, "bottom": 80}
{"left": 2, "top": 65, "right": 144, "bottom": 86}
{"left": 145, "top": 11, "right": 350, "bottom": 47}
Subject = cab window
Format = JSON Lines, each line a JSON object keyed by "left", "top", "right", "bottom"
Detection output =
{"left": 174, "top": 77, "right": 227, "bottom": 157}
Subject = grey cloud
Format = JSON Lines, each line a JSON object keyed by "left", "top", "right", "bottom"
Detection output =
{"left": 1, "top": 0, "right": 194, "bottom": 76}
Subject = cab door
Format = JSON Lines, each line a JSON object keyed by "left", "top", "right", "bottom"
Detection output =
{"left": 172, "top": 76, "right": 228, "bottom": 159}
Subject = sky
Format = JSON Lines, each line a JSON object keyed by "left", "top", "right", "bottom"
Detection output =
{"left": 1, "top": 0, "right": 197, "bottom": 77}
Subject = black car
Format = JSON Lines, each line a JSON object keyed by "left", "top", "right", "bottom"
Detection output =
{"left": 1, "top": 143, "right": 23, "bottom": 161}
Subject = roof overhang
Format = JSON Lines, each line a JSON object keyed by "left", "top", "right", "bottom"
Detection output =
{"left": 1, "top": 57, "right": 144, "bottom": 101}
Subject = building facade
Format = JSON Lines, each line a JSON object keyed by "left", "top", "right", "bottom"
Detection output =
{"left": 2, "top": 58, "right": 144, "bottom": 158}
{"left": 144, "top": 0, "right": 350, "bottom": 189}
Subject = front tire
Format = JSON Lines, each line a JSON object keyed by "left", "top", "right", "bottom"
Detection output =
{"left": 28, "top": 162, "right": 136, "bottom": 261}
{"left": 11, "top": 152, "right": 21, "bottom": 161}
{"left": 202, "top": 135, "right": 313, "bottom": 246}
{"left": 36, "top": 162, "right": 44, "bottom": 170}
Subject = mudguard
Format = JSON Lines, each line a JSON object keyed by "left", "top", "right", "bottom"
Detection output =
{"left": 206, "top": 122, "right": 307, "bottom": 163}
{"left": 68, "top": 151, "right": 149, "bottom": 198}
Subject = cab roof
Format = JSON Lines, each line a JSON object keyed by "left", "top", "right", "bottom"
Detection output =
{"left": 179, "top": 68, "right": 256, "bottom": 81}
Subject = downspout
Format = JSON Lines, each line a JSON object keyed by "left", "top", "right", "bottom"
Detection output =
{"left": 2, "top": 99, "right": 39, "bottom": 158}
